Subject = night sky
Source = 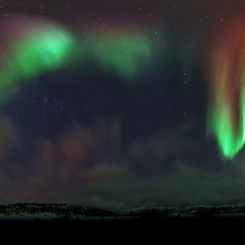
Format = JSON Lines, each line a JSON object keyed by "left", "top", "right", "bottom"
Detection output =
{"left": 0, "top": 0, "right": 245, "bottom": 209}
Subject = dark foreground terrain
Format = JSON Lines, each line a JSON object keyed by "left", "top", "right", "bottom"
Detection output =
{"left": 0, "top": 204, "right": 245, "bottom": 221}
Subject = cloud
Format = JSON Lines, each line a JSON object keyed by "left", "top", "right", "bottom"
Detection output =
{"left": 1, "top": 120, "right": 123, "bottom": 202}
{"left": 0, "top": 117, "right": 245, "bottom": 210}
{"left": 79, "top": 163, "right": 245, "bottom": 210}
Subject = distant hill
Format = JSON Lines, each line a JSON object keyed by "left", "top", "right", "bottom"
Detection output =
{"left": 0, "top": 204, "right": 245, "bottom": 220}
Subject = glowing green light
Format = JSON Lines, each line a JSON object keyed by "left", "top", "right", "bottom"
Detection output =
{"left": 0, "top": 26, "right": 73, "bottom": 102}
{"left": 88, "top": 33, "right": 153, "bottom": 79}
{"left": 207, "top": 105, "right": 245, "bottom": 159}
{"left": 207, "top": 80, "right": 245, "bottom": 159}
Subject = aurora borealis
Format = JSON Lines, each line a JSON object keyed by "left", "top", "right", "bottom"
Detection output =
{"left": 86, "top": 32, "right": 153, "bottom": 79}
{"left": 207, "top": 18, "right": 245, "bottom": 159}
{"left": 0, "top": 17, "right": 73, "bottom": 102}
{"left": 1, "top": 0, "right": 245, "bottom": 208}
{"left": 0, "top": 17, "right": 155, "bottom": 103}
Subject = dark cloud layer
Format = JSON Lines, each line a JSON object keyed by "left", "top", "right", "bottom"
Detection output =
{"left": 0, "top": 113, "right": 243, "bottom": 210}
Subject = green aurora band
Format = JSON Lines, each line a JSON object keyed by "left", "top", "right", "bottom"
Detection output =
{"left": 87, "top": 33, "right": 153, "bottom": 79}
{"left": 207, "top": 18, "right": 245, "bottom": 160}
{"left": 0, "top": 19, "right": 155, "bottom": 103}
{"left": 0, "top": 25, "right": 73, "bottom": 102}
